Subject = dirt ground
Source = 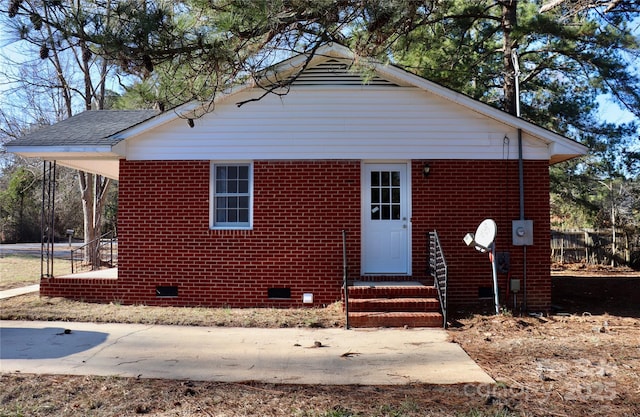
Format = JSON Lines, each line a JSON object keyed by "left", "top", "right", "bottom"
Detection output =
{"left": 1, "top": 264, "right": 639, "bottom": 416}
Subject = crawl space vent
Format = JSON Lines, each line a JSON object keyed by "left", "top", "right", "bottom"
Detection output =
{"left": 156, "top": 286, "right": 178, "bottom": 297}
{"left": 268, "top": 288, "right": 291, "bottom": 299}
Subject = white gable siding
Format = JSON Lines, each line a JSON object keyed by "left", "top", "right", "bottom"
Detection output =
{"left": 123, "top": 86, "right": 552, "bottom": 161}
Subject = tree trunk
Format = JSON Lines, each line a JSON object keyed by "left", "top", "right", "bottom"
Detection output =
{"left": 79, "top": 171, "right": 97, "bottom": 268}
{"left": 79, "top": 171, "right": 111, "bottom": 269}
{"left": 77, "top": 30, "right": 112, "bottom": 269}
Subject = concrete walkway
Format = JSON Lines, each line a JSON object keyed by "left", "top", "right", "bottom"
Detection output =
{"left": 0, "top": 320, "right": 494, "bottom": 385}
{"left": 0, "top": 285, "right": 39, "bottom": 300}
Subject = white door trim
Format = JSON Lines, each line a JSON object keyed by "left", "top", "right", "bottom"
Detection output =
{"left": 361, "top": 161, "right": 412, "bottom": 275}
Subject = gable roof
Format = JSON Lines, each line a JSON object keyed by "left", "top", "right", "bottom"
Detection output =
{"left": 6, "top": 43, "right": 586, "bottom": 179}
{"left": 10, "top": 110, "right": 159, "bottom": 147}
{"left": 5, "top": 110, "right": 158, "bottom": 178}
{"left": 266, "top": 44, "right": 586, "bottom": 164}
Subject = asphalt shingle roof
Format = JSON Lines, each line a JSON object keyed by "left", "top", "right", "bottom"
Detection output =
{"left": 7, "top": 110, "right": 159, "bottom": 147}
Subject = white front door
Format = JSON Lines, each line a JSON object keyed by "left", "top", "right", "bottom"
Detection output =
{"left": 362, "top": 163, "right": 411, "bottom": 275}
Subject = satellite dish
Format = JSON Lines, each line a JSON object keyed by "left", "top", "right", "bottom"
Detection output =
{"left": 463, "top": 218, "right": 500, "bottom": 314}
{"left": 474, "top": 219, "right": 497, "bottom": 250}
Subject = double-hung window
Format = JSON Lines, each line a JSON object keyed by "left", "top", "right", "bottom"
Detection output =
{"left": 211, "top": 163, "right": 252, "bottom": 229}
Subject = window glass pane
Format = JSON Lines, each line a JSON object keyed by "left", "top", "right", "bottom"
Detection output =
{"left": 381, "top": 171, "right": 390, "bottom": 186}
{"left": 371, "top": 188, "right": 379, "bottom": 203}
{"left": 371, "top": 205, "right": 380, "bottom": 220}
{"left": 213, "top": 164, "right": 251, "bottom": 227}
{"left": 392, "top": 188, "right": 400, "bottom": 203}
{"left": 239, "top": 209, "right": 249, "bottom": 223}
{"left": 367, "top": 168, "right": 403, "bottom": 222}
{"left": 381, "top": 205, "right": 390, "bottom": 219}
{"left": 239, "top": 180, "right": 249, "bottom": 193}
{"left": 371, "top": 172, "right": 379, "bottom": 186}
{"left": 381, "top": 188, "right": 390, "bottom": 204}
{"left": 391, "top": 171, "right": 400, "bottom": 186}
{"left": 216, "top": 179, "right": 227, "bottom": 193}
{"left": 392, "top": 205, "right": 400, "bottom": 220}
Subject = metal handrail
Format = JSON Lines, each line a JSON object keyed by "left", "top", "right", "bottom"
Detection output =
{"left": 428, "top": 231, "right": 448, "bottom": 328}
{"left": 342, "top": 229, "right": 350, "bottom": 330}
{"left": 70, "top": 231, "right": 117, "bottom": 273}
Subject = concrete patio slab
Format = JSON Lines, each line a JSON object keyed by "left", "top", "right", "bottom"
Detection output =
{"left": 0, "top": 320, "right": 493, "bottom": 385}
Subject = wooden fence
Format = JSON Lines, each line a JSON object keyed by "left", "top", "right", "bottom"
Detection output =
{"left": 551, "top": 229, "right": 639, "bottom": 267}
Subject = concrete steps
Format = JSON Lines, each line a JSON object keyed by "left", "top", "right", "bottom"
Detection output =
{"left": 346, "top": 282, "right": 443, "bottom": 328}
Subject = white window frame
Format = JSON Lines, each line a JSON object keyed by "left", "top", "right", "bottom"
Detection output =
{"left": 210, "top": 162, "right": 253, "bottom": 230}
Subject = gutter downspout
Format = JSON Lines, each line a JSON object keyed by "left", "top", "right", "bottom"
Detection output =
{"left": 513, "top": 50, "right": 527, "bottom": 312}
{"left": 518, "top": 128, "right": 527, "bottom": 312}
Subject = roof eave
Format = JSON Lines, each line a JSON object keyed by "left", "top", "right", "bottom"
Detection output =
{"left": 5, "top": 145, "right": 120, "bottom": 180}
{"left": 550, "top": 154, "right": 584, "bottom": 165}
{"left": 548, "top": 141, "right": 589, "bottom": 165}
{"left": 6, "top": 144, "right": 119, "bottom": 157}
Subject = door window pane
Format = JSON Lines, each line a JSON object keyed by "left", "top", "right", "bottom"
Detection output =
{"left": 370, "top": 170, "right": 402, "bottom": 221}
{"left": 392, "top": 171, "right": 400, "bottom": 186}
{"left": 371, "top": 205, "right": 380, "bottom": 220}
{"left": 371, "top": 171, "right": 380, "bottom": 186}
{"left": 381, "top": 188, "right": 390, "bottom": 204}
{"left": 381, "top": 205, "right": 390, "bottom": 219}
{"left": 381, "top": 171, "right": 390, "bottom": 186}
{"left": 371, "top": 188, "right": 380, "bottom": 203}
{"left": 392, "top": 188, "right": 400, "bottom": 204}
{"left": 392, "top": 205, "right": 400, "bottom": 220}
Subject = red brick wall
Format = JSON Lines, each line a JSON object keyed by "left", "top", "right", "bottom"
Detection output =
{"left": 41, "top": 159, "right": 551, "bottom": 311}
{"left": 411, "top": 159, "right": 551, "bottom": 312}
{"left": 116, "top": 160, "right": 362, "bottom": 307}
{"left": 39, "top": 278, "right": 118, "bottom": 302}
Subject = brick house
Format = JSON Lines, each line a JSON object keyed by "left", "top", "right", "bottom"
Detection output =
{"left": 7, "top": 44, "right": 586, "bottom": 322}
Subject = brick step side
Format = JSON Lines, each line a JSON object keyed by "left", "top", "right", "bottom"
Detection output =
{"left": 348, "top": 297, "right": 440, "bottom": 312}
{"left": 348, "top": 312, "right": 443, "bottom": 328}
{"left": 347, "top": 285, "right": 437, "bottom": 299}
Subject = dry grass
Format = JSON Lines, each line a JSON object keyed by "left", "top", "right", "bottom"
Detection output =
{"left": 0, "top": 255, "right": 41, "bottom": 290}
{"left": 0, "top": 254, "right": 71, "bottom": 291}
{"left": 0, "top": 375, "right": 514, "bottom": 417}
{"left": 450, "top": 313, "right": 640, "bottom": 417}
{"left": 0, "top": 293, "right": 344, "bottom": 328}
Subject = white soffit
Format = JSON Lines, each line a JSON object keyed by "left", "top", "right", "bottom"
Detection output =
{"left": 55, "top": 159, "right": 120, "bottom": 180}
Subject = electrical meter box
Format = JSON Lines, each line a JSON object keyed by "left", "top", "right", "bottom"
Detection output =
{"left": 512, "top": 220, "right": 533, "bottom": 246}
